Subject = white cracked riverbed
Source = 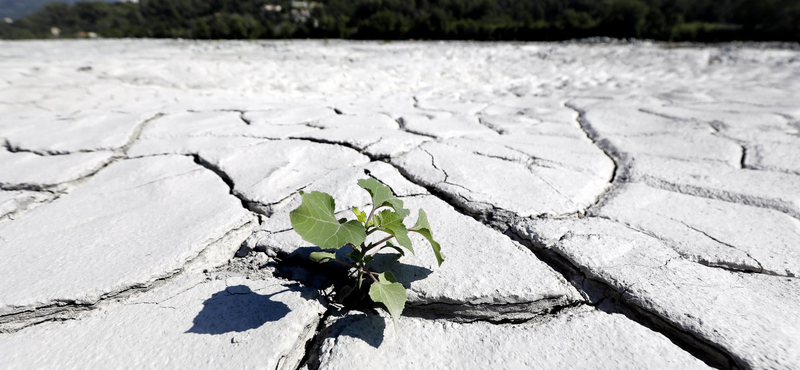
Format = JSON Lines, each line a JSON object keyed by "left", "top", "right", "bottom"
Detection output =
{"left": 0, "top": 39, "right": 798, "bottom": 370}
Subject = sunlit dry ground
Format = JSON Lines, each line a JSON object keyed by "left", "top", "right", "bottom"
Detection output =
{"left": 0, "top": 39, "right": 799, "bottom": 369}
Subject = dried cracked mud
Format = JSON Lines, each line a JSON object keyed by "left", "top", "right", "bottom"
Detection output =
{"left": 0, "top": 39, "right": 798, "bottom": 370}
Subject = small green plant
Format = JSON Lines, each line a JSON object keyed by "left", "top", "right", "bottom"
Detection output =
{"left": 289, "top": 178, "right": 444, "bottom": 330}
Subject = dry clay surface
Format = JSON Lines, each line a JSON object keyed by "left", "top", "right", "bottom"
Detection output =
{"left": 0, "top": 39, "right": 799, "bottom": 370}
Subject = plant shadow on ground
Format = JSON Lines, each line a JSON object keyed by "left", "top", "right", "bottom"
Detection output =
{"left": 277, "top": 245, "right": 433, "bottom": 290}
{"left": 326, "top": 312, "right": 389, "bottom": 349}
{"left": 270, "top": 244, "right": 434, "bottom": 348}
{"left": 187, "top": 284, "right": 307, "bottom": 335}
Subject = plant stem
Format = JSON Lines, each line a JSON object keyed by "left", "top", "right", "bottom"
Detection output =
{"left": 367, "top": 270, "right": 378, "bottom": 282}
{"left": 333, "top": 258, "right": 354, "bottom": 268}
{"left": 366, "top": 244, "right": 388, "bottom": 257}
{"left": 365, "top": 235, "right": 394, "bottom": 256}
{"left": 366, "top": 205, "right": 377, "bottom": 223}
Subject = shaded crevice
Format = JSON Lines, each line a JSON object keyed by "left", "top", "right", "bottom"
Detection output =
{"left": 0, "top": 114, "right": 168, "bottom": 216}
{"left": 499, "top": 144, "right": 576, "bottom": 171}
{"left": 707, "top": 130, "right": 753, "bottom": 170}
{"left": 172, "top": 132, "right": 282, "bottom": 141}
{"left": 638, "top": 174, "right": 800, "bottom": 220}
{"left": 3, "top": 112, "right": 164, "bottom": 158}
{"left": 564, "top": 101, "right": 625, "bottom": 185}
{"left": 4, "top": 144, "right": 106, "bottom": 156}
{"left": 790, "top": 121, "right": 800, "bottom": 133}
{"left": 0, "top": 192, "right": 55, "bottom": 223}
{"left": 276, "top": 303, "right": 331, "bottom": 370}
{"left": 476, "top": 116, "right": 505, "bottom": 135}
{"left": 444, "top": 180, "right": 477, "bottom": 196}
{"left": 239, "top": 111, "right": 252, "bottom": 125}
{"left": 505, "top": 226, "right": 738, "bottom": 370}
{"left": 293, "top": 308, "right": 337, "bottom": 370}
{"left": 746, "top": 163, "right": 800, "bottom": 177}
{"left": 570, "top": 102, "right": 800, "bottom": 223}
{"left": 594, "top": 214, "right": 772, "bottom": 277}
{"left": 0, "top": 271, "right": 174, "bottom": 333}
{"left": 420, "top": 147, "right": 449, "bottom": 182}
{"left": 2, "top": 113, "right": 167, "bottom": 193}
{"left": 739, "top": 144, "right": 800, "bottom": 176}
{"left": 620, "top": 295, "right": 739, "bottom": 369}
{"left": 638, "top": 107, "right": 693, "bottom": 122}
{"left": 0, "top": 181, "right": 63, "bottom": 193}
{"left": 286, "top": 135, "right": 383, "bottom": 161}
{"left": 0, "top": 153, "right": 123, "bottom": 193}
{"left": 129, "top": 280, "right": 207, "bottom": 306}
{"left": 449, "top": 301, "right": 588, "bottom": 325}
{"left": 676, "top": 221, "right": 771, "bottom": 276}
{"left": 392, "top": 151, "right": 489, "bottom": 214}
{"left": 466, "top": 148, "right": 557, "bottom": 170}
{"left": 361, "top": 168, "right": 395, "bottom": 194}
{"left": 636, "top": 153, "right": 734, "bottom": 166}
{"left": 739, "top": 145, "right": 749, "bottom": 169}
{"left": 395, "top": 117, "right": 439, "bottom": 140}
{"left": 709, "top": 120, "right": 727, "bottom": 132}
{"left": 290, "top": 132, "right": 429, "bottom": 161}
{"left": 403, "top": 298, "right": 585, "bottom": 324}
{"left": 399, "top": 162, "right": 522, "bottom": 229}
{"left": 120, "top": 112, "right": 164, "bottom": 154}
{"left": 190, "top": 153, "right": 268, "bottom": 216}
{"left": 360, "top": 137, "right": 385, "bottom": 153}
{"left": 3, "top": 139, "right": 92, "bottom": 156}
{"left": 251, "top": 188, "right": 309, "bottom": 218}
{"left": 638, "top": 107, "right": 730, "bottom": 136}
{"left": 188, "top": 137, "right": 397, "bottom": 219}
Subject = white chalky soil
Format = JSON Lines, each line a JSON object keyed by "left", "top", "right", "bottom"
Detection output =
{"left": 0, "top": 40, "right": 798, "bottom": 370}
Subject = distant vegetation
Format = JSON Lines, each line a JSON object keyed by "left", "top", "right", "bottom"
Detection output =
{"left": 0, "top": 0, "right": 113, "bottom": 20}
{"left": 1, "top": 0, "right": 798, "bottom": 42}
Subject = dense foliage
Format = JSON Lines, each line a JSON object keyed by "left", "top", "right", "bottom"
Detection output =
{"left": 290, "top": 179, "right": 444, "bottom": 329}
{"left": 1, "top": 0, "right": 798, "bottom": 42}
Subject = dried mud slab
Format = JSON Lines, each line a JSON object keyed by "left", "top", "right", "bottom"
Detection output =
{"left": 0, "top": 274, "right": 325, "bottom": 370}
{"left": 312, "top": 309, "right": 710, "bottom": 370}
{"left": 0, "top": 156, "right": 255, "bottom": 329}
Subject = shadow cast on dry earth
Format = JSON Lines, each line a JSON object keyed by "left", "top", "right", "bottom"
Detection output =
{"left": 187, "top": 285, "right": 295, "bottom": 335}
{"left": 281, "top": 244, "right": 433, "bottom": 289}
{"left": 326, "top": 312, "right": 388, "bottom": 349}
{"left": 188, "top": 242, "right": 431, "bottom": 348}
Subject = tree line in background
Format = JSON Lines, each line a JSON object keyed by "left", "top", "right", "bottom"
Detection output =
{"left": 1, "top": 0, "right": 798, "bottom": 42}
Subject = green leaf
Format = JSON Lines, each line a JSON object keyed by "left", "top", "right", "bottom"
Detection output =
{"left": 358, "top": 178, "right": 410, "bottom": 218}
{"left": 368, "top": 271, "right": 407, "bottom": 331}
{"left": 290, "top": 191, "right": 366, "bottom": 250}
{"left": 409, "top": 209, "right": 445, "bottom": 266}
{"left": 348, "top": 249, "right": 364, "bottom": 263}
{"left": 373, "top": 209, "right": 414, "bottom": 254}
{"left": 383, "top": 241, "right": 405, "bottom": 257}
{"left": 309, "top": 252, "right": 337, "bottom": 263}
{"left": 352, "top": 206, "right": 367, "bottom": 223}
